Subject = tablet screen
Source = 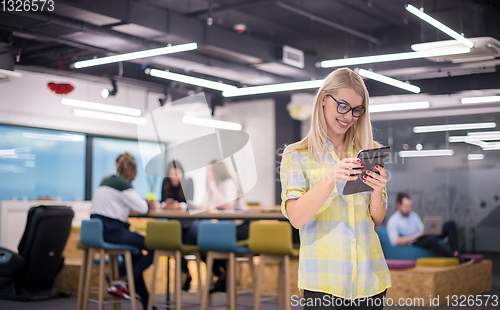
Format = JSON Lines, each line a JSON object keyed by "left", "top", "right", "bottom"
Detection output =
{"left": 342, "top": 146, "right": 391, "bottom": 196}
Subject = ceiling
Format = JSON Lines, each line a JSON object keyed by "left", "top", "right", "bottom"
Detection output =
{"left": 1, "top": 0, "right": 500, "bottom": 101}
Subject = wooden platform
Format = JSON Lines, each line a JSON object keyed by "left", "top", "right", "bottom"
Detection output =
{"left": 387, "top": 260, "right": 492, "bottom": 307}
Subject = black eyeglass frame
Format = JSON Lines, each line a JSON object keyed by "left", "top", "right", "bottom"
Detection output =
{"left": 327, "top": 94, "right": 366, "bottom": 118}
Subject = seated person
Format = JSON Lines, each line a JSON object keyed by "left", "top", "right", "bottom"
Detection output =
{"left": 160, "top": 160, "right": 196, "bottom": 291}
{"left": 192, "top": 160, "right": 248, "bottom": 294}
{"left": 386, "top": 192, "right": 469, "bottom": 262}
{"left": 90, "top": 152, "right": 156, "bottom": 309}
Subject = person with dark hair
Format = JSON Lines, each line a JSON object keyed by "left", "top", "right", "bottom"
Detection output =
{"left": 386, "top": 192, "right": 467, "bottom": 262}
{"left": 160, "top": 160, "right": 195, "bottom": 291}
{"left": 90, "top": 152, "right": 155, "bottom": 309}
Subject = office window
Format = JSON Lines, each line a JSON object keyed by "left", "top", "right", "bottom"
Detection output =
{"left": 0, "top": 125, "right": 86, "bottom": 201}
{"left": 92, "top": 137, "right": 164, "bottom": 200}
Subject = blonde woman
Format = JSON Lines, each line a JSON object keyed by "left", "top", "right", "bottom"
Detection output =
{"left": 280, "top": 68, "right": 391, "bottom": 309}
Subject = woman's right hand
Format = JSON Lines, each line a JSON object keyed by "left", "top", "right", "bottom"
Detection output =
{"left": 325, "top": 158, "right": 364, "bottom": 184}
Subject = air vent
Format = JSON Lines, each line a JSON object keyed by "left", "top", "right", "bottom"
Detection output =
{"left": 283, "top": 45, "right": 304, "bottom": 69}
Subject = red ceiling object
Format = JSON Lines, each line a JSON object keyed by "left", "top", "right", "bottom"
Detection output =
{"left": 233, "top": 24, "right": 247, "bottom": 34}
{"left": 47, "top": 82, "right": 75, "bottom": 95}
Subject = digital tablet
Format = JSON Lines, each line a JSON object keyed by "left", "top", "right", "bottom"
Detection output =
{"left": 342, "top": 146, "right": 391, "bottom": 195}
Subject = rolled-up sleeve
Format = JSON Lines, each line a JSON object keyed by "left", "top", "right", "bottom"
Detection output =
{"left": 280, "top": 150, "right": 307, "bottom": 219}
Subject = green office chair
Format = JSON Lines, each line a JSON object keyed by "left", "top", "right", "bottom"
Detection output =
{"left": 145, "top": 220, "right": 202, "bottom": 310}
{"left": 248, "top": 221, "right": 299, "bottom": 310}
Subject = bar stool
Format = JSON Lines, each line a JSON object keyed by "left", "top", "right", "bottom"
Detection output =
{"left": 197, "top": 220, "right": 255, "bottom": 310}
{"left": 80, "top": 219, "right": 139, "bottom": 310}
{"left": 76, "top": 239, "right": 89, "bottom": 310}
{"left": 248, "top": 221, "right": 299, "bottom": 310}
{"left": 145, "top": 220, "right": 203, "bottom": 310}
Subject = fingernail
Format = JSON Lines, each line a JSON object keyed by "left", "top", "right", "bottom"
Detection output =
{"left": 357, "top": 159, "right": 360, "bottom": 162}
{"left": 361, "top": 163, "right": 364, "bottom": 167}
{"left": 375, "top": 165, "right": 379, "bottom": 168}
{"left": 366, "top": 171, "right": 370, "bottom": 174}
{"left": 363, "top": 179, "right": 366, "bottom": 183}
{"left": 363, "top": 175, "right": 367, "bottom": 179}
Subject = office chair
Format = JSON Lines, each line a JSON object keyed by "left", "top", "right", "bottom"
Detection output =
{"left": 0, "top": 205, "right": 74, "bottom": 301}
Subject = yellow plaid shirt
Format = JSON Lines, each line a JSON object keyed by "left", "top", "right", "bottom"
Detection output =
{"left": 280, "top": 141, "right": 391, "bottom": 299}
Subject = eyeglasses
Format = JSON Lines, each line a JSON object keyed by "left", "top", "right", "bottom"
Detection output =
{"left": 327, "top": 94, "right": 366, "bottom": 118}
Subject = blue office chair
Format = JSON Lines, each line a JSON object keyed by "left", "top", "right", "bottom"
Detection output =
{"left": 80, "top": 219, "right": 140, "bottom": 310}
{"left": 197, "top": 220, "right": 254, "bottom": 310}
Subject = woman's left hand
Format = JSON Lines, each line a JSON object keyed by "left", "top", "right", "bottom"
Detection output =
{"left": 363, "top": 165, "right": 387, "bottom": 194}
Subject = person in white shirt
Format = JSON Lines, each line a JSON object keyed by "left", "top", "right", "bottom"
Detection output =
{"left": 193, "top": 160, "right": 248, "bottom": 294}
{"left": 386, "top": 192, "right": 468, "bottom": 262}
{"left": 90, "top": 152, "right": 155, "bottom": 309}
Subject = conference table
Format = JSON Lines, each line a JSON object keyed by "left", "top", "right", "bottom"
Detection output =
{"left": 133, "top": 205, "right": 286, "bottom": 220}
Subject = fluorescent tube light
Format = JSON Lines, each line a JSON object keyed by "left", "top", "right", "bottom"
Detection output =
{"left": 73, "top": 110, "right": 147, "bottom": 125}
{"left": 147, "top": 69, "right": 237, "bottom": 92}
{"left": 405, "top": 4, "right": 474, "bottom": 48}
{"left": 222, "top": 80, "right": 325, "bottom": 97}
{"left": 461, "top": 96, "right": 500, "bottom": 104}
{"left": 448, "top": 136, "right": 485, "bottom": 147}
{"left": 22, "top": 132, "right": 84, "bottom": 142}
{"left": 74, "top": 43, "right": 198, "bottom": 68}
{"left": 448, "top": 136, "right": 467, "bottom": 143}
{"left": 62, "top": 98, "right": 141, "bottom": 116}
{"left": 414, "top": 122, "right": 496, "bottom": 133}
{"left": 467, "top": 131, "right": 500, "bottom": 140}
{"left": 182, "top": 116, "right": 242, "bottom": 131}
{"left": 369, "top": 101, "right": 429, "bottom": 113}
{"left": 399, "top": 149, "right": 454, "bottom": 157}
{"left": 482, "top": 145, "right": 500, "bottom": 150}
{"left": 319, "top": 47, "right": 470, "bottom": 68}
{"left": 468, "top": 154, "right": 484, "bottom": 160}
{"left": 357, "top": 69, "right": 420, "bottom": 93}
{"left": 0, "top": 69, "right": 22, "bottom": 79}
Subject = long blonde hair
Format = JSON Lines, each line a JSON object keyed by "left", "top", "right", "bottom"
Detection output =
{"left": 287, "top": 68, "right": 374, "bottom": 161}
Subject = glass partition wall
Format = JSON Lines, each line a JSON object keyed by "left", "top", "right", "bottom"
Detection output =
{"left": 373, "top": 112, "right": 500, "bottom": 252}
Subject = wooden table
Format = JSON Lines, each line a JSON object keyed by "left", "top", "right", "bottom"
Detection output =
{"left": 131, "top": 206, "right": 286, "bottom": 221}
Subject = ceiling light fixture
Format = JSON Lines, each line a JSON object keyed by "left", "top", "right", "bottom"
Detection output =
{"left": 146, "top": 69, "right": 237, "bottom": 92}
{"left": 461, "top": 95, "right": 500, "bottom": 104}
{"left": 319, "top": 47, "right": 470, "bottom": 68}
{"left": 62, "top": 98, "right": 141, "bottom": 116}
{"left": 468, "top": 154, "right": 484, "bottom": 160}
{"left": 405, "top": 4, "right": 474, "bottom": 48}
{"left": 22, "top": 132, "right": 85, "bottom": 142}
{"left": 182, "top": 116, "right": 242, "bottom": 131}
{"left": 369, "top": 101, "right": 430, "bottom": 113}
{"left": 413, "top": 122, "right": 496, "bottom": 133}
{"left": 101, "top": 78, "right": 118, "bottom": 98}
{"left": 482, "top": 144, "right": 500, "bottom": 151}
{"left": 357, "top": 68, "right": 420, "bottom": 93}
{"left": 74, "top": 43, "right": 198, "bottom": 68}
{"left": 222, "top": 79, "right": 325, "bottom": 97}
{"left": 73, "top": 110, "right": 147, "bottom": 125}
{"left": 467, "top": 131, "right": 500, "bottom": 140}
{"left": 399, "top": 149, "right": 454, "bottom": 157}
